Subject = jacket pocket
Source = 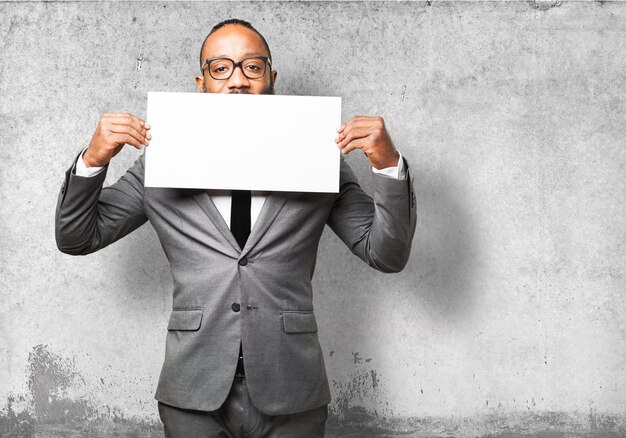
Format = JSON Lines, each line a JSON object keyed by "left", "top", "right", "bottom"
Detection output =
{"left": 167, "top": 308, "right": 203, "bottom": 331}
{"left": 282, "top": 311, "right": 318, "bottom": 334}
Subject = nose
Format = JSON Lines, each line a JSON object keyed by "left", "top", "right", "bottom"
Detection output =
{"left": 227, "top": 64, "right": 250, "bottom": 91}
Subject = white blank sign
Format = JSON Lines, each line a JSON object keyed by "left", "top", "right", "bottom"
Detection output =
{"left": 145, "top": 92, "right": 341, "bottom": 193}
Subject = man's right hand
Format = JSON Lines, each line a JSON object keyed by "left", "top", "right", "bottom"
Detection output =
{"left": 83, "top": 113, "right": 151, "bottom": 167}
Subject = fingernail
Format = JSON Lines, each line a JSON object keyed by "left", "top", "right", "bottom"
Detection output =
{"left": 147, "top": 133, "right": 152, "bottom": 140}
{"left": 145, "top": 123, "right": 151, "bottom": 129}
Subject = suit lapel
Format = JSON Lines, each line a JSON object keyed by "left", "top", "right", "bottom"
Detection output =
{"left": 192, "top": 190, "right": 287, "bottom": 256}
{"left": 242, "top": 192, "right": 287, "bottom": 256}
{"left": 193, "top": 191, "right": 241, "bottom": 254}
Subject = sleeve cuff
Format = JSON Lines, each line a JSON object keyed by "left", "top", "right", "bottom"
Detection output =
{"left": 371, "top": 151, "right": 407, "bottom": 180}
{"left": 75, "top": 147, "right": 105, "bottom": 177}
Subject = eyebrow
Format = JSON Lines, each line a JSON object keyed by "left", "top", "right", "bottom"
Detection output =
{"left": 210, "top": 52, "right": 266, "bottom": 59}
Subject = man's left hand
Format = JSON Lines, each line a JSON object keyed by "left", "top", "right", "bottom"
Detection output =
{"left": 335, "top": 116, "right": 400, "bottom": 170}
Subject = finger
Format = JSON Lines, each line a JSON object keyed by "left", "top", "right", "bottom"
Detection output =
{"left": 106, "top": 114, "right": 145, "bottom": 131}
{"left": 341, "top": 116, "right": 382, "bottom": 133}
{"left": 104, "top": 112, "right": 147, "bottom": 127}
{"left": 336, "top": 117, "right": 373, "bottom": 140}
{"left": 105, "top": 113, "right": 150, "bottom": 137}
{"left": 109, "top": 116, "right": 151, "bottom": 139}
{"left": 111, "top": 133, "right": 144, "bottom": 150}
{"left": 111, "top": 119, "right": 151, "bottom": 142}
{"left": 110, "top": 123, "right": 150, "bottom": 146}
{"left": 337, "top": 116, "right": 381, "bottom": 134}
{"left": 341, "top": 138, "right": 369, "bottom": 155}
{"left": 337, "top": 127, "right": 371, "bottom": 148}
{"left": 110, "top": 125, "right": 149, "bottom": 146}
{"left": 336, "top": 116, "right": 367, "bottom": 132}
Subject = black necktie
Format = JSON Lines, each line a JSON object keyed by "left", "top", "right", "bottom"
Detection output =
{"left": 230, "top": 190, "right": 251, "bottom": 250}
{"left": 231, "top": 190, "right": 251, "bottom": 375}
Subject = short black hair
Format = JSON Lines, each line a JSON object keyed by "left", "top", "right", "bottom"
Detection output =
{"left": 199, "top": 19, "right": 272, "bottom": 72}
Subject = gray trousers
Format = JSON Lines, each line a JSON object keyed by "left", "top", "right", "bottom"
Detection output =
{"left": 158, "top": 377, "right": 328, "bottom": 438}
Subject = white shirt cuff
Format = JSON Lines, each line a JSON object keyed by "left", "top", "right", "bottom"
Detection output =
{"left": 75, "top": 148, "right": 105, "bottom": 177}
{"left": 371, "top": 151, "right": 406, "bottom": 179}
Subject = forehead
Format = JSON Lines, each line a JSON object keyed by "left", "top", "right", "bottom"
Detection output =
{"left": 202, "top": 25, "right": 268, "bottom": 60}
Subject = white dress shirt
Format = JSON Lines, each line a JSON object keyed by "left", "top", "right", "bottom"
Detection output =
{"left": 75, "top": 149, "right": 406, "bottom": 229}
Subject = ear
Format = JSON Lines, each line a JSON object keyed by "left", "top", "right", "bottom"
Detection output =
{"left": 271, "top": 69, "right": 278, "bottom": 85}
{"left": 195, "top": 75, "right": 206, "bottom": 93}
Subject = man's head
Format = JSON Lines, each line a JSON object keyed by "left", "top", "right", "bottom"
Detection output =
{"left": 195, "top": 19, "right": 277, "bottom": 95}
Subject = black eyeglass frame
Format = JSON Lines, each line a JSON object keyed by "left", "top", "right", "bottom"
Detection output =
{"left": 201, "top": 56, "right": 272, "bottom": 80}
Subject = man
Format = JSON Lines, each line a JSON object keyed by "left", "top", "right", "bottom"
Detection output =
{"left": 56, "top": 19, "right": 417, "bottom": 437}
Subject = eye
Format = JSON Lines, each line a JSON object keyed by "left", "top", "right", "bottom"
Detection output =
{"left": 210, "top": 61, "right": 232, "bottom": 74}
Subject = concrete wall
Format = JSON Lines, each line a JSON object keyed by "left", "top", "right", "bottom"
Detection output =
{"left": 1, "top": 1, "right": 625, "bottom": 436}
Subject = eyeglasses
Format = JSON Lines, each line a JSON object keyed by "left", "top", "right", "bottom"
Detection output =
{"left": 201, "top": 56, "right": 272, "bottom": 80}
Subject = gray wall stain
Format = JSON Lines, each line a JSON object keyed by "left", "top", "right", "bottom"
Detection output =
{"left": 527, "top": 1, "right": 563, "bottom": 11}
{"left": 2, "top": 346, "right": 625, "bottom": 437}
{"left": 0, "top": 395, "right": 35, "bottom": 438}
{"left": 27, "top": 344, "right": 88, "bottom": 424}
{"left": 326, "top": 410, "right": 626, "bottom": 437}
{"left": 328, "top": 362, "right": 387, "bottom": 427}
{"left": 1, "top": 345, "right": 162, "bottom": 437}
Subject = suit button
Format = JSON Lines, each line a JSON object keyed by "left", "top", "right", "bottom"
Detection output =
{"left": 238, "top": 257, "right": 248, "bottom": 266}
{"left": 232, "top": 303, "right": 241, "bottom": 312}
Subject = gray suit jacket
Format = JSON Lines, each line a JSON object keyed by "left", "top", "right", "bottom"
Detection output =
{"left": 55, "top": 152, "right": 417, "bottom": 415}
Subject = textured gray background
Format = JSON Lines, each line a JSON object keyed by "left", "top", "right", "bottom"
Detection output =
{"left": 1, "top": 1, "right": 625, "bottom": 437}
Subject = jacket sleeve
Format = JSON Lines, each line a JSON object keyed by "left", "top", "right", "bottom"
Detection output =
{"left": 326, "top": 156, "right": 417, "bottom": 273}
{"left": 55, "top": 151, "right": 148, "bottom": 255}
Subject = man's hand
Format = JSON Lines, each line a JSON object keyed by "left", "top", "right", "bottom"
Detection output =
{"left": 335, "top": 116, "right": 399, "bottom": 170}
{"left": 83, "top": 113, "right": 151, "bottom": 167}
